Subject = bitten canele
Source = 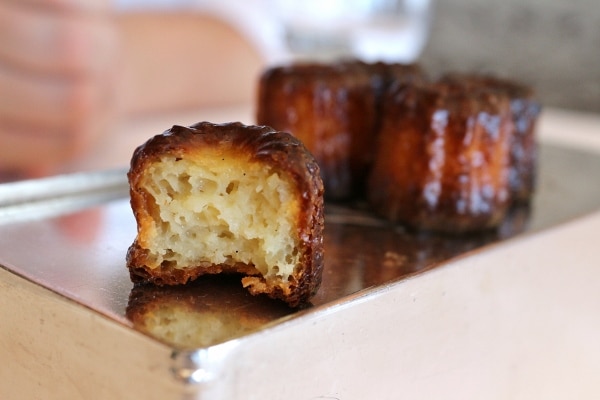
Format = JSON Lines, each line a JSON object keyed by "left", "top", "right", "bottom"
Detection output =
{"left": 126, "top": 121, "right": 325, "bottom": 307}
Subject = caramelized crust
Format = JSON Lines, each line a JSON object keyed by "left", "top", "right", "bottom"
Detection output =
{"left": 368, "top": 82, "right": 514, "bottom": 233}
{"left": 127, "top": 121, "right": 324, "bottom": 307}
{"left": 440, "top": 73, "right": 542, "bottom": 203}
{"left": 257, "top": 60, "right": 425, "bottom": 201}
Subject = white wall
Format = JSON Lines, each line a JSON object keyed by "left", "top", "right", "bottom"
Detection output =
{"left": 421, "top": 0, "right": 600, "bottom": 112}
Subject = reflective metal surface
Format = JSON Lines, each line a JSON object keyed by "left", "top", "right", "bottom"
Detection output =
{"left": 1, "top": 143, "right": 600, "bottom": 350}
{"left": 0, "top": 168, "right": 129, "bottom": 225}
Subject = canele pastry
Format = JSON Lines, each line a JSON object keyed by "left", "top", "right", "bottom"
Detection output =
{"left": 367, "top": 82, "right": 514, "bottom": 233}
{"left": 440, "top": 73, "right": 542, "bottom": 203}
{"left": 256, "top": 60, "right": 425, "bottom": 201}
{"left": 126, "top": 121, "right": 324, "bottom": 307}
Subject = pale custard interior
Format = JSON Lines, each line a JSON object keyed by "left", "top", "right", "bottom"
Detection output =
{"left": 139, "top": 154, "right": 301, "bottom": 280}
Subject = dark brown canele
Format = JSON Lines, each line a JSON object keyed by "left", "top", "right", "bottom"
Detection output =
{"left": 256, "top": 60, "right": 425, "bottom": 201}
{"left": 127, "top": 121, "right": 325, "bottom": 307}
{"left": 440, "top": 73, "right": 542, "bottom": 203}
{"left": 367, "top": 82, "right": 514, "bottom": 233}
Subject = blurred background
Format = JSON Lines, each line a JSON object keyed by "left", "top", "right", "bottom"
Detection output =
{"left": 269, "top": 0, "right": 600, "bottom": 113}
{"left": 1, "top": 0, "right": 598, "bottom": 182}
{"left": 421, "top": 0, "right": 600, "bottom": 113}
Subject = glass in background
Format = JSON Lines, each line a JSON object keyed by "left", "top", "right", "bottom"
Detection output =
{"left": 270, "top": 0, "right": 433, "bottom": 63}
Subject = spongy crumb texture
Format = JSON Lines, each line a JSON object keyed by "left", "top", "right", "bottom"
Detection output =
{"left": 138, "top": 152, "right": 301, "bottom": 280}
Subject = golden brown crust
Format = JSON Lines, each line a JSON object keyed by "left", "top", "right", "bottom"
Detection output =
{"left": 256, "top": 60, "right": 425, "bottom": 201}
{"left": 439, "top": 73, "right": 542, "bottom": 203}
{"left": 127, "top": 121, "right": 324, "bottom": 307}
{"left": 367, "top": 82, "right": 514, "bottom": 233}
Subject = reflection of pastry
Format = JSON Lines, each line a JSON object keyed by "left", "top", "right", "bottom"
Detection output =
{"left": 126, "top": 277, "right": 293, "bottom": 349}
{"left": 257, "top": 60, "right": 424, "bottom": 200}
{"left": 367, "top": 82, "right": 513, "bottom": 233}
{"left": 127, "top": 121, "right": 324, "bottom": 307}
{"left": 440, "top": 73, "right": 542, "bottom": 203}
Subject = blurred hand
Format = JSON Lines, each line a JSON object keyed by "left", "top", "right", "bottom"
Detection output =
{"left": 0, "top": 0, "right": 118, "bottom": 179}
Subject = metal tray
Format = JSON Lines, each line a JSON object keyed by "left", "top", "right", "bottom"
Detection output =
{"left": 2, "top": 142, "right": 600, "bottom": 399}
